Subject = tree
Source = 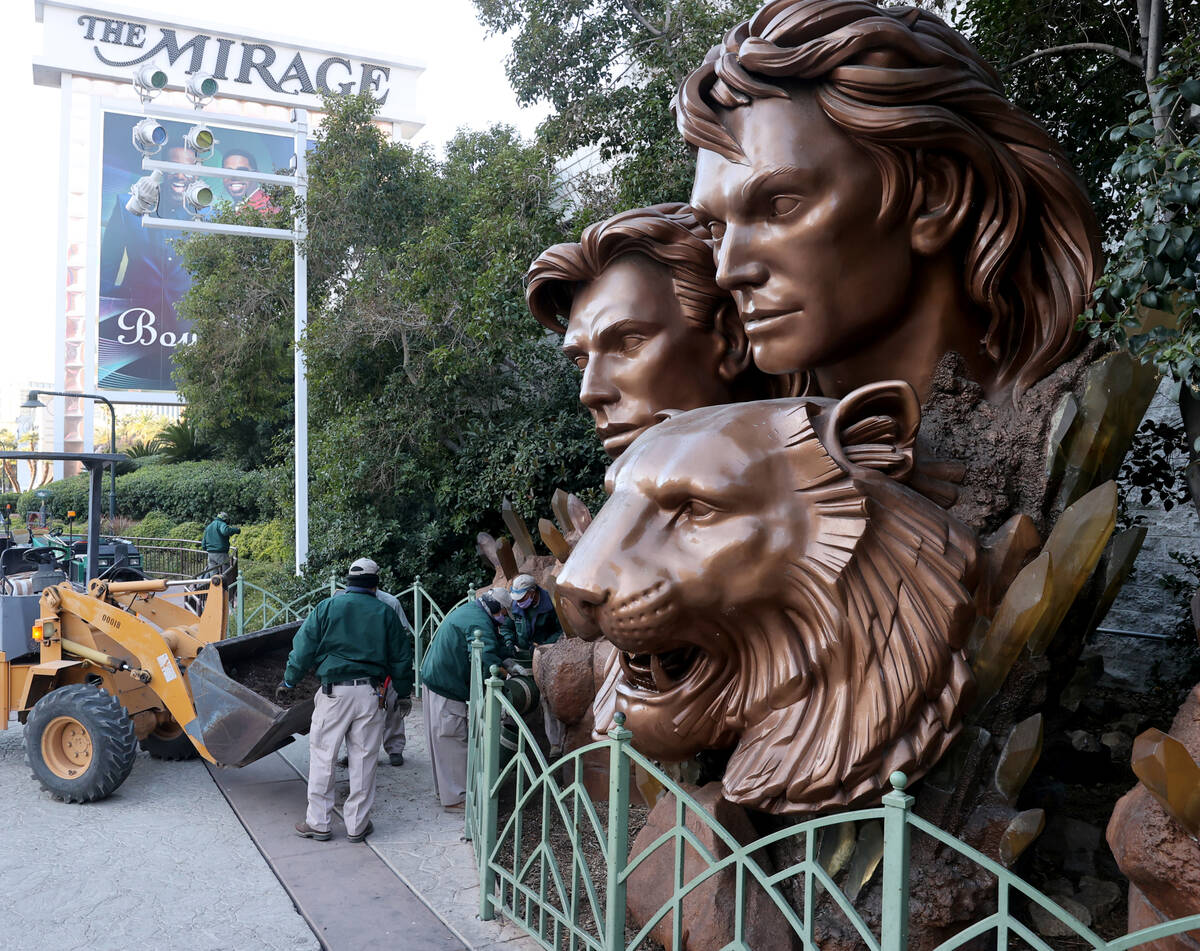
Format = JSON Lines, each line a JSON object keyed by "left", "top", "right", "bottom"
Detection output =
{"left": 471, "top": 0, "right": 761, "bottom": 209}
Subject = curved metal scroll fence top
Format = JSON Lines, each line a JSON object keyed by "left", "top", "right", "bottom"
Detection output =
{"left": 462, "top": 636, "right": 1200, "bottom": 951}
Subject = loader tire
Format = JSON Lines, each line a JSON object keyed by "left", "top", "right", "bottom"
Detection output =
{"left": 139, "top": 720, "right": 198, "bottom": 760}
{"left": 25, "top": 684, "right": 138, "bottom": 803}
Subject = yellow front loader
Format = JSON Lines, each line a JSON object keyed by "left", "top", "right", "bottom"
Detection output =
{"left": 0, "top": 575, "right": 308, "bottom": 802}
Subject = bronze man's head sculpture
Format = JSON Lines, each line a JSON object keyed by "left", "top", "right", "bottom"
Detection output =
{"left": 555, "top": 381, "right": 979, "bottom": 814}
{"left": 675, "top": 0, "right": 1101, "bottom": 403}
{"left": 527, "top": 203, "right": 797, "bottom": 457}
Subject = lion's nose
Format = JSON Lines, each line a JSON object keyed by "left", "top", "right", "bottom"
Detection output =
{"left": 553, "top": 580, "right": 608, "bottom": 640}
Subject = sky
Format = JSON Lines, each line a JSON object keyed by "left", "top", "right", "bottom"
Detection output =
{"left": 1, "top": 0, "right": 547, "bottom": 409}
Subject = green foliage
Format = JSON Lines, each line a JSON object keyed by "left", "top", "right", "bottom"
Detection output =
{"left": 158, "top": 418, "right": 215, "bottom": 463}
{"left": 1158, "top": 549, "right": 1200, "bottom": 639}
{"left": 19, "top": 463, "right": 284, "bottom": 524}
{"left": 237, "top": 519, "right": 293, "bottom": 564}
{"left": 1079, "top": 41, "right": 1200, "bottom": 388}
{"left": 124, "top": 439, "right": 162, "bottom": 458}
{"left": 128, "top": 510, "right": 177, "bottom": 539}
{"left": 471, "top": 0, "right": 761, "bottom": 209}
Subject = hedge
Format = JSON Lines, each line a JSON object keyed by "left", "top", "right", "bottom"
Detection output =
{"left": 17, "top": 462, "right": 287, "bottom": 524}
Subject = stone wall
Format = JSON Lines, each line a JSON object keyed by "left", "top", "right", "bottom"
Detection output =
{"left": 1102, "top": 381, "right": 1200, "bottom": 637}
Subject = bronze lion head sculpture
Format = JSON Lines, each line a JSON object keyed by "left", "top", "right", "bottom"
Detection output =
{"left": 555, "top": 381, "right": 979, "bottom": 814}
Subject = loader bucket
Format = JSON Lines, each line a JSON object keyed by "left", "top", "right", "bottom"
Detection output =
{"left": 187, "top": 622, "right": 313, "bottom": 767}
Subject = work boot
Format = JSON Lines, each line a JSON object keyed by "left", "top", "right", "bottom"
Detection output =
{"left": 347, "top": 820, "right": 374, "bottom": 843}
{"left": 388, "top": 753, "right": 404, "bottom": 767}
{"left": 294, "top": 821, "right": 331, "bottom": 841}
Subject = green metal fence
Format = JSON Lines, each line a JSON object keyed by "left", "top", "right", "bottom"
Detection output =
{"left": 463, "top": 637, "right": 1200, "bottom": 951}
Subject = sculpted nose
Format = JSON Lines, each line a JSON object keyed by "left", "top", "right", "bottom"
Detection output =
{"left": 579, "top": 360, "right": 618, "bottom": 411}
{"left": 553, "top": 575, "right": 608, "bottom": 641}
{"left": 714, "top": 224, "right": 768, "bottom": 293}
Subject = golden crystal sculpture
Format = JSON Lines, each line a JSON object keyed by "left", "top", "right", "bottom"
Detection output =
{"left": 999, "top": 809, "right": 1046, "bottom": 867}
{"left": 1132, "top": 729, "right": 1200, "bottom": 838}
{"left": 995, "top": 714, "right": 1044, "bottom": 805}
{"left": 972, "top": 551, "right": 1053, "bottom": 703}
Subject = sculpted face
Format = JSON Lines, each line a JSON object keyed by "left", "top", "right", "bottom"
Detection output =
{"left": 691, "top": 91, "right": 918, "bottom": 387}
{"left": 563, "top": 254, "right": 738, "bottom": 458}
{"left": 555, "top": 384, "right": 979, "bottom": 814}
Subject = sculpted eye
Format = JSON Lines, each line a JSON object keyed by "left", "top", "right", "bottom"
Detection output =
{"left": 708, "top": 221, "right": 726, "bottom": 241}
{"left": 570, "top": 354, "right": 587, "bottom": 370}
{"left": 770, "top": 195, "right": 802, "bottom": 217}
{"left": 619, "top": 334, "right": 646, "bottom": 354}
{"left": 670, "top": 500, "right": 720, "bottom": 527}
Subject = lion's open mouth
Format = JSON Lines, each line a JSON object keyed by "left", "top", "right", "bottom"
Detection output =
{"left": 618, "top": 645, "right": 703, "bottom": 692}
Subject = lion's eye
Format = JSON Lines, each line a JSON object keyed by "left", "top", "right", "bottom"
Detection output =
{"left": 770, "top": 195, "right": 802, "bottom": 217}
{"left": 671, "top": 500, "right": 719, "bottom": 526}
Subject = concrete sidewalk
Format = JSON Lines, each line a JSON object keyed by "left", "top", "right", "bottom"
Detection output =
{"left": 0, "top": 720, "right": 318, "bottom": 951}
{"left": 274, "top": 696, "right": 538, "bottom": 951}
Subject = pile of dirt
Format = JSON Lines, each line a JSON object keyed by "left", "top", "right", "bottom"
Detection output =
{"left": 223, "top": 647, "right": 320, "bottom": 708}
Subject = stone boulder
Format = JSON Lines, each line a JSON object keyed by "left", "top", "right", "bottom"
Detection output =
{"left": 1107, "top": 685, "right": 1200, "bottom": 949}
{"left": 626, "top": 784, "right": 801, "bottom": 951}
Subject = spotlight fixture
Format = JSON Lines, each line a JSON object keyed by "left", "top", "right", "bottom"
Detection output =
{"left": 125, "top": 170, "right": 163, "bottom": 216}
{"left": 133, "top": 64, "right": 168, "bottom": 102}
{"left": 185, "top": 72, "right": 219, "bottom": 108}
{"left": 183, "top": 180, "right": 214, "bottom": 216}
{"left": 185, "top": 123, "right": 215, "bottom": 155}
{"left": 131, "top": 117, "right": 167, "bottom": 156}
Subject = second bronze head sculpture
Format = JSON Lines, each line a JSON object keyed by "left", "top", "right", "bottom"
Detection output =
{"left": 527, "top": 203, "right": 797, "bottom": 457}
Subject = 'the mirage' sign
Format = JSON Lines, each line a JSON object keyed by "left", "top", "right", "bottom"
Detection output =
{"left": 33, "top": 1, "right": 424, "bottom": 132}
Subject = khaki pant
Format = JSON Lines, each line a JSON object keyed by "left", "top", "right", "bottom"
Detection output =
{"left": 306, "top": 683, "right": 384, "bottom": 836}
{"left": 424, "top": 689, "right": 468, "bottom": 807}
{"left": 206, "top": 551, "right": 230, "bottom": 571}
{"left": 382, "top": 683, "right": 411, "bottom": 755}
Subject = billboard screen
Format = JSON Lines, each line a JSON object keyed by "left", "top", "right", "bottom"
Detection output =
{"left": 97, "top": 111, "right": 294, "bottom": 391}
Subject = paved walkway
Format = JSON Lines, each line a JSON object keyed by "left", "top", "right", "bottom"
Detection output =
{"left": 0, "top": 719, "right": 318, "bottom": 951}
{"left": 0, "top": 698, "right": 538, "bottom": 951}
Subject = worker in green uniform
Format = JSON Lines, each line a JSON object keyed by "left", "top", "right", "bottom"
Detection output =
{"left": 419, "top": 591, "right": 508, "bottom": 809}
{"left": 504, "top": 573, "right": 562, "bottom": 652}
{"left": 506, "top": 574, "right": 567, "bottom": 757}
{"left": 201, "top": 512, "right": 240, "bottom": 571}
{"left": 277, "top": 559, "right": 412, "bottom": 842}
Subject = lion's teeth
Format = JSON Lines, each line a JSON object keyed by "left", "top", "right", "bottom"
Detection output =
{"left": 650, "top": 653, "right": 672, "bottom": 691}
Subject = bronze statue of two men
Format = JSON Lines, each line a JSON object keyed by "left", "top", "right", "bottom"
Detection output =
{"left": 525, "top": 0, "right": 1109, "bottom": 819}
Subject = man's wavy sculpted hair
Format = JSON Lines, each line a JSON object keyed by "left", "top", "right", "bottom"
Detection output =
{"left": 674, "top": 0, "right": 1102, "bottom": 397}
{"left": 527, "top": 203, "right": 726, "bottom": 334}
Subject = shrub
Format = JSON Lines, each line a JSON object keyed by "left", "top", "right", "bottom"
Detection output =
{"left": 237, "top": 519, "right": 293, "bottom": 564}
{"left": 128, "top": 510, "right": 176, "bottom": 539}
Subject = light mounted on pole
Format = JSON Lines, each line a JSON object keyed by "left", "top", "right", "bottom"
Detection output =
{"left": 185, "top": 72, "right": 218, "bottom": 108}
{"left": 126, "top": 170, "right": 163, "bottom": 216}
{"left": 133, "top": 65, "right": 168, "bottom": 102}
{"left": 185, "top": 123, "right": 215, "bottom": 156}
{"left": 132, "top": 118, "right": 167, "bottom": 156}
{"left": 183, "top": 180, "right": 214, "bottom": 216}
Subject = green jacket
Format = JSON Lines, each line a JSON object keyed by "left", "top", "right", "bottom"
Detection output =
{"left": 202, "top": 517, "right": 240, "bottom": 553}
{"left": 284, "top": 589, "right": 412, "bottom": 693}
{"left": 419, "top": 599, "right": 504, "bottom": 703}
{"left": 502, "top": 588, "right": 562, "bottom": 652}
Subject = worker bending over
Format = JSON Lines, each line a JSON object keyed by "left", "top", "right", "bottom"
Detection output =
{"left": 278, "top": 557, "right": 412, "bottom": 842}
{"left": 506, "top": 574, "right": 567, "bottom": 757}
{"left": 419, "top": 590, "right": 508, "bottom": 810}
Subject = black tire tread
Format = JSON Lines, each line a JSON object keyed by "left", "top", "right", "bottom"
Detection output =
{"left": 25, "top": 684, "right": 139, "bottom": 803}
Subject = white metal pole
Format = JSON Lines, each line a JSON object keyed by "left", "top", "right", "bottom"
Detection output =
{"left": 292, "top": 109, "right": 309, "bottom": 576}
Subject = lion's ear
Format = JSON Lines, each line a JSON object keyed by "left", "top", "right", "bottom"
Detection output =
{"left": 824, "top": 380, "right": 919, "bottom": 482}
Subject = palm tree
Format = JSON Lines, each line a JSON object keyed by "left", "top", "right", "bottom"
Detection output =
{"left": 157, "top": 419, "right": 214, "bottom": 463}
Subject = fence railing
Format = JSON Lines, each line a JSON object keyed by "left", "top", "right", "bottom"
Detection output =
{"left": 463, "top": 636, "right": 1200, "bottom": 951}
{"left": 120, "top": 535, "right": 236, "bottom": 580}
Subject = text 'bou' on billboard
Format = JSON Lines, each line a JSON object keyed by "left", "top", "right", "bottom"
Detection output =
{"left": 98, "top": 110, "right": 296, "bottom": 391}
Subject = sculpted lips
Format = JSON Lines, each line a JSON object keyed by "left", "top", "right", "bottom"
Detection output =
{"left": 597, "top": 420, "right": 650, "bottom": 454}
{"left": 741, "top": 308, "right": 802, "bottom": 335}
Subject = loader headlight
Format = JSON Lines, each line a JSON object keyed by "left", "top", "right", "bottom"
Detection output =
{"left": 32, "top": 622, "right": 43, "bottom": 641}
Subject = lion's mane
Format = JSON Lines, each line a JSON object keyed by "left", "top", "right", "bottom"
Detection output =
{"left": 591, "top": 392, "right": 978, "bottom": 814}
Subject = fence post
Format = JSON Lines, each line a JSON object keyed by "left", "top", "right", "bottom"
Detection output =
{"left": 467, "top": 632, "right": 484, "bottom": 837}
{"left": 329, "top": 570, "right": 337, "bottom": 598}
{"left": 413, "top": 575, "right": 424, "bottom": 697}
{"left": 605, "top": 711, "right": 633, "bottom": 951}
{"left": 880, "top": 771, "right": 913, "bottom": 951}
{"left": 235, "top": 574, "right": 244, "bottom": 638}
{"left": 478, "top": 652, "right": 504, "bottom": 922}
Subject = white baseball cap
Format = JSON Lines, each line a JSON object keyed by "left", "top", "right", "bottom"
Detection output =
{"left": 349, "top": 557, "right": 380, "bottom": 576}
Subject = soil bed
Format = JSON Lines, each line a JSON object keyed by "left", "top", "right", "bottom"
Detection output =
{"left": 223, "top": 647, "right": 320, "bottom": 708}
